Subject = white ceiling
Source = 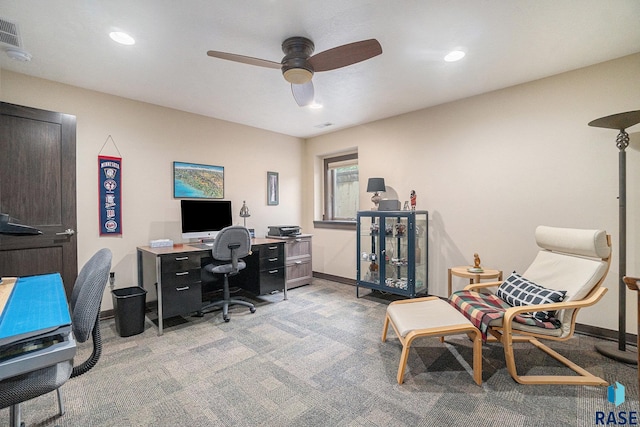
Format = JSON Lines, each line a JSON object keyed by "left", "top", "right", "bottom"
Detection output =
{"left": 1, "top": 1, "right": 639, "bottom": 138}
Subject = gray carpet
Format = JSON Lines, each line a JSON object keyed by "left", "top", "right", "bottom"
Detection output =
{"left": 2, "top": 279, "right": 637, "bottom": 426}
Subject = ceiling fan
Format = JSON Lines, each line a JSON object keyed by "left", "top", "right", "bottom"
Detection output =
{"left": 206, "top": 37, "right": 382, "bottom": 107}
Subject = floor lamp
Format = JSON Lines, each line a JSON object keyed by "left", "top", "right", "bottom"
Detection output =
{"left": 588, "top": 109, "right": 640, "bottom": 364}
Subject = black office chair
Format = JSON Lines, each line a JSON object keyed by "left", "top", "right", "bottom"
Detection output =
{"left": 201, "top": 226, "right": 256, "bottom": 322}
{"left": 0, "top": 248, "right": 112, "bottom": 427}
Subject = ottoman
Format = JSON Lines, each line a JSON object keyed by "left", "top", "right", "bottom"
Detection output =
{"left": 382, "top": 296, "right": 482, "bottom": 385}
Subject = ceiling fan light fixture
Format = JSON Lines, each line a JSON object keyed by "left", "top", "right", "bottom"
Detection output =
{"left": 444, "top": 50, "right": 465, "bottom": 62}
{"left": 283, "top": 67, "right": 313, "bottom": 84}
{"left": 109, "top": 31, "right": 135, "bottom": 45}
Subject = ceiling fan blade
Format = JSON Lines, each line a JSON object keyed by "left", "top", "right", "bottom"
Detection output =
{"left": 308, "top": 39, "right": 382, "bottom": 72}
{"left": 206, "top": 50, "right": 281, "bottom": 69}
{"left": 291, "top": 81, "right": 314, "bottom": 107}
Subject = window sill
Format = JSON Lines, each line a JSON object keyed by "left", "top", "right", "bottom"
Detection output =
{"left": 313, "top": 220, "right": 356, "bottom": 231}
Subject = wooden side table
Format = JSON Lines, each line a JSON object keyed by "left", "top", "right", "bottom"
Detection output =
{"left": 448, "top": 266, "right": 503, "bottom": 296}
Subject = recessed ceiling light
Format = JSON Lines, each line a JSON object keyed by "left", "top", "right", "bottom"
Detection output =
{"left": 109, "top": 31, "right": 135, "bottom": 45}
{"left": 6, "top": 48, "right": 32, "bottom": 62}
{"left": 444, "top": 50, "right": 465, "bottom": 62}
{"left": 309, "top": 102, "right": 323, "bottom": 109}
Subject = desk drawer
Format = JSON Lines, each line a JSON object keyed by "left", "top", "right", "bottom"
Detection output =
{"left": 286, "top": 259, "right": 312, "bottom": 281}
{"left": 259, "top": 254, "right": 283, "bottom": 270}
{"left": 160, "top": 254, "right": 202, "bottom": 272}
{"left": 161, "top": 269, "right": 201, "bottom": 286}
{"left": 286, "top": 258, "right": 312, "bottom": 289}
{"left": 161, "top": 281, "right": 202, "bottom": 318}
{"left": 259, "top": 266, "right": 284, "bottom": 294}
{"left": 259, "top": 243, "right": 283, "bottom": 261}
{"left": 285, "top": 237, "right": 312, "bottom": 258}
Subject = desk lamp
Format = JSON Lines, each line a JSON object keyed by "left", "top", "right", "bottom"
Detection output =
{"left": 239, "top": 201, "right": 251, "bottom": 227}
{"left": 366, "top": 178, "right": 386, "bottom": 210}
{"left": 588, "top": 109, "right": 640, "bottom": 365}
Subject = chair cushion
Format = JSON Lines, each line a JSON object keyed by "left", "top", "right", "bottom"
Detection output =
{"left": 207, "top": 260, "right": 246, "bottom": 275}
{"left": 496, "top": 272, "right": 566, "bottom": 322}
{"left": 449, "top": 290, "right": 561, "bottom": 341}
{"left": 535, "top": 226, "right": 610, "bottom": 259}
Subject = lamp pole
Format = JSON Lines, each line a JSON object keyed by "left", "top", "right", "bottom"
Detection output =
{"left": 589, "top": 110, "right": 640, "bottom": 364}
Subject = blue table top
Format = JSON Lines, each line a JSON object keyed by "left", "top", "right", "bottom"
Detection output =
{"left": 0, "top": 273, "right": 71, "bottom": 345}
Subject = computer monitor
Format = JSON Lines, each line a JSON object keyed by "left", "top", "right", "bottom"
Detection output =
{"left": 180, "top": 200, "right": 232, "bottom": 240}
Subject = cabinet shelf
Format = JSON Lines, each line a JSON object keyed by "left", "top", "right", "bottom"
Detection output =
{"left": 356, "top": 210, "right": 428, "bottom": 298}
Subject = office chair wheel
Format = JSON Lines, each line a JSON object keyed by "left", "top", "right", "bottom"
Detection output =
{"left": 250, "top": 307, "right": 256, "bottom": 313}
{"left": 223, "top": 315, "right": 230, "bottom": 322}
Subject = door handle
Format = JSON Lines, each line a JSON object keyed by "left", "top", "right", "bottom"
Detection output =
{"left": 55, "top": 228, "right": 75, "bottom": 236}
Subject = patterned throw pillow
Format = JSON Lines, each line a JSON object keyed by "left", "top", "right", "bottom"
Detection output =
{"left": 496, "top": 272, "right": 566, "bottom": 322}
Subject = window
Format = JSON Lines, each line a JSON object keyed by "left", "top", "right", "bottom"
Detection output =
{"left": 323, "top": 153, "right": 359, "bottom": 221}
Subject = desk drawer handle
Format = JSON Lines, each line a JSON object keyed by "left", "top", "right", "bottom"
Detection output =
{"left": 268, "top": 258, "right": 278, "bottom": 262}
{"left": 176, "top": 286, "right": 190, "bottom": 291}
{"left": 295, "top": 261, "right": 302, "bottom": 265}
{"left": 268, "top": 246, "right": 278, "bottom": 250}
{"left": 268, "top": 270, "right": 278, "bottom": 274}
{"left": 175, "top": 271, "right": 189, "bottom": 276}
{"left": 175, "top": 256, "right": 189, "bottom": 261}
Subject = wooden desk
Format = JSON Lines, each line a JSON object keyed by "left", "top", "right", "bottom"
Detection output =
{"left": 137, "top": 238, "right": 285, "bottom": 335}
{"left": 0, "top": 277, "right": 16, "bottom": 313}
{"left": 0, "top": 274, "right": 76, "bottom": 380}
{"left": 448, "top": 266, "right": 503, "bottom": 296}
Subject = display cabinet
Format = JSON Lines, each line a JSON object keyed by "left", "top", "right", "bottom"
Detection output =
{"left": 356, "top": 210, "right": 428, "bottom": 298}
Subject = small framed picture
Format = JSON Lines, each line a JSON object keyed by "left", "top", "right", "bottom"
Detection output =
{"left": 267, "top": 171, "right": 279, "bottom": 206}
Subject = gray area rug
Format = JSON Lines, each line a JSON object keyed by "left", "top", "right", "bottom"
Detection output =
{"left": 2, "top": 279, "right": 637, "bottom": 426}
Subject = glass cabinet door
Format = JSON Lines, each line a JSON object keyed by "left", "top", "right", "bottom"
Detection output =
{"left": 358, "top": 214, "right": 381, "bottom": 285}
{"left": 383, "top": 215, "right": 410, "bottom": 290}
{"left": 357, "top": 210, "right": 428, "bottom": 298}
{"left": 414, "top": 214, "right": 428, "bottom": 295}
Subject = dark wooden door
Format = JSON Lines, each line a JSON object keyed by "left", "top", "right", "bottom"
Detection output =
{"left": 0, "top": 102, "right": 78, "bottom": 296}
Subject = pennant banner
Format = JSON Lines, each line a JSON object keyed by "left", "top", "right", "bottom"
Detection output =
{"left": 99, "top": 155, "right": 122, "bottom": 235}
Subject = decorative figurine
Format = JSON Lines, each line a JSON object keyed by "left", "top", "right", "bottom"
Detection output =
{"left": 468, "top": 253, "right": 484, "bottom": 273}
{"left": 403, "top": 201, "right": 410, "bottom": 210}
{"left": 385, "top": 224, "right": 394, "bottom": 235}
{"left": 410, "top": 190, "right": 416, "bottom": 210}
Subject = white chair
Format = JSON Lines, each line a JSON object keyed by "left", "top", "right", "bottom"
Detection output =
{"left": 384, "top": 226, "right": 612, "bottom": 385}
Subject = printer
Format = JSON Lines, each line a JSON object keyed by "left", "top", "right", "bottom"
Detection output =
{"left": 268, "top": 225, "right": 301, "bottom": 237}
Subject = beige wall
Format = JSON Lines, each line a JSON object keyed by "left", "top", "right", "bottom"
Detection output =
{"left": 2, "top": 53, "right": 639, "bottom": 333}
{"left": 304, "top": 53, "right": 640, "bottom": 333}
{"left": 0, "top": 70, "right": 304, "bottom": 310}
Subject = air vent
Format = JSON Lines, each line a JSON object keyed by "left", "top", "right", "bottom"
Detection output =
{"left": 0, "top": 18, "right": 22, "bottom": 48}
{"left": 314, "top": 122, "right": 334, "bottom": 129}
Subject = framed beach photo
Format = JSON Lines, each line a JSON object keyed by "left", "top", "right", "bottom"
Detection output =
{"left": 173, "top": 161, "right": 224, "bottom": 199}
{"left": 267, "top": 171, "right": 279, "bottom": 205}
